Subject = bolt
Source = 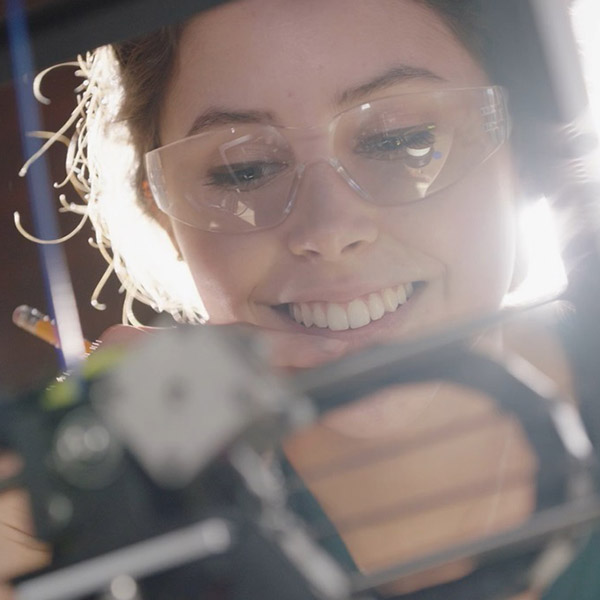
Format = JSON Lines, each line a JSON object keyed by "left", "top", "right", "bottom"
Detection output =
{"left": 102, "top": 575, "right": 141, "bottom": 600}
{"left": 46, "top": 493, "right": 73, "bottom": 529}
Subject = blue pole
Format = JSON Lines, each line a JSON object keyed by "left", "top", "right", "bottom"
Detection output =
{"left": 6, "top": 0, "right": 86, "bottom": 373}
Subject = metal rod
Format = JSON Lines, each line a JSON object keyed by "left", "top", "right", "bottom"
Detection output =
{"left": 351, "top": 496, "right": 600, "bottom": 594}
{"left": 15, "top": 519, "right": 234, "bottom": 600}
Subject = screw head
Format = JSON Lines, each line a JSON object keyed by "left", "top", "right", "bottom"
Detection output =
{"left": 52, "top": 408, "right": 123, "bottom": 489}
{"left": 46, "top": 493, "right": 73, "bottom": 529}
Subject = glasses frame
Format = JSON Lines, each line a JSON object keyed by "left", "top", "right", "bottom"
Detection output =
{"left": 145, "top": 85, "right": 511, "bottom": 233}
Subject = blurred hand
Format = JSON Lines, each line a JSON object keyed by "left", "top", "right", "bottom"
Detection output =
{"left": 0, "top": 452, "right": 50, "bottom": 595}
{"left": 98, "top": 323, "right": 348, "bottom": 370}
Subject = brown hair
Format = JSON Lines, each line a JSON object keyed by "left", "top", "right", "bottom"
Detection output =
{"left": 112, "top": 25, "right": 182, "bottom": 194}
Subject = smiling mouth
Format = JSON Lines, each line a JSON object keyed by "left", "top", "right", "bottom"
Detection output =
{"left": 275, "top": 282, "right": 420, "bottom": 331}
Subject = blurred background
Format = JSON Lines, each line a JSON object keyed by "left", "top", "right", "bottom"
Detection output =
{"left": 0, "top": 64, "right": 147, "bottom": 392}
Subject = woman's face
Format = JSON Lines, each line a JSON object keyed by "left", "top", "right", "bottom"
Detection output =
{"left": 160, "top": 0, "right": 519, "bottom": 353}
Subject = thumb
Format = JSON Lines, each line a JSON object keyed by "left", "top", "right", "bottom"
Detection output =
{"left": 237, "top": 325, "right": 349, "bottom": 370}
{"left": 95, "top": 324, "right": 156, "bottom": 349}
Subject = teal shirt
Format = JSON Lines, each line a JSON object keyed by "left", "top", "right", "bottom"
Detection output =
{"left": 543, "top": 535, "right": 600, "bottom": 600}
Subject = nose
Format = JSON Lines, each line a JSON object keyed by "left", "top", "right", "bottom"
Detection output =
{"left": 285, "top": 161, "right": 379, "bottom": 261}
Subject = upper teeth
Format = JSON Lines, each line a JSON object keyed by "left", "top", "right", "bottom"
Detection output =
{"left": 407, "top": 146, "right": 431, "bottom": 157}
{"left": 290, "top": 283, "right": 414, "bottom": 331}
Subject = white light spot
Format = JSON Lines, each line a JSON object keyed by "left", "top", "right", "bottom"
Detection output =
{"left": 109, "top": 575, "right": 138, "bottom": 600}
{"left": 506, "top": 197, "right": 567, "bottom": 305}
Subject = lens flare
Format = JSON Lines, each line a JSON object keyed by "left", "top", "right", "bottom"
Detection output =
{"left": 506, "top": 198, "right": 567, "bottom": 305}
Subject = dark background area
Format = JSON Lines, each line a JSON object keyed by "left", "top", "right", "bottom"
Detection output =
{"left": 0, "top": 65, "right": 141, "bottom": 392}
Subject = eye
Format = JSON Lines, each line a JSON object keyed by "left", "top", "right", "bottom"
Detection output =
{"left": 205, "top": 160, "right": 290, "bottom": 191}
{"left": 355, "top": 125, "right": 436, "bottom": 167}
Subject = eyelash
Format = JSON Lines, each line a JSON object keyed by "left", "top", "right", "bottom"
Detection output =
{"left": 205, "top": 160, "right": 290, "bottom": 190}
{"left": 354, "top": 126, "right": 436, "bottom": 161}
{"left": 202, "top": 123, "right": 438, "bottom": 196}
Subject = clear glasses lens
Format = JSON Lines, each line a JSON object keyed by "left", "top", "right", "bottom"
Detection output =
{"left": 146, "top": 126, "right": 297, "bottom": 232}
{"left": 145, "top": 87, "right": 508, "bottom": 233}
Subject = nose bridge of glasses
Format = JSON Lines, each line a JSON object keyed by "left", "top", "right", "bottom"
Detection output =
{"left": 291, "top": 154, "right": 367, "bottom": 213}
{"left": 286, "top": 118, "right": 368, "bottom": 207}
{"left": 287, "top": 125, "right": 358, "bottom": 201}
{"left": 286, "top": 123, "right": 337, "bottom": 167}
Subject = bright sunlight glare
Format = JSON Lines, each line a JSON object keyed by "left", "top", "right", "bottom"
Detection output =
{"left": 508, "top": 198, "right": 567, "bottom": 305}
{"left": 509, "top": 0, "right": 599, "bottom": 305}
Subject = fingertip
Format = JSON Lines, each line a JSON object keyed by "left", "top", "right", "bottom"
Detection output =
{"left": 96, "top": 325, "right": 151, "bottom": 349}
{"left": 270, "top": 336, "right": 349, "bottom": 370}
{"left": 0, "top": 453, "right": 23, "bottom": 480}
{"left": 0, "top": 584, "right": 15, "bottom": 600}
{"left": 312, "top": 337, "right": 348, "bottom": 355}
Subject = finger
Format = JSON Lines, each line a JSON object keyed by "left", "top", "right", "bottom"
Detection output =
{"left": 0, "top": 453, "right": 22, "bottom": 481}
{"left": 241, "top": 326, "right": 349, "bottom": 370}
{"left": 95, "top": 324, "right": 156, "bottom": 349}
{"left": 99, "top": 323, "right": 348, "bottom": 370}
{"left": 0, "top": 489, "right": 50, "bottom": 581}
{"left": 0, "top": 453, "right": 24, "bottom": 496}
{"left": 0, "top": 584, "right": 14, "bottom": 600}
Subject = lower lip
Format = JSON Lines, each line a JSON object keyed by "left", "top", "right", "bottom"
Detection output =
{"left": 272, "top": 284, "right": 425, "bottom": 349}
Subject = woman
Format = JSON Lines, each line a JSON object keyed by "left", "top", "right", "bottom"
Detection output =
{"left": 0, "top": 0, "right": 579, "bottom": 598}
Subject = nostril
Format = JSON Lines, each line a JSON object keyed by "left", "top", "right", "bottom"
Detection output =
{"left": 304, "top": 248, "right": 321, "bottom": 258}
{"left": 343, "top": 240, "right": 364, "bottom": 253}
{"left": 297, "top": 238, "right": 366, "bottom": 260}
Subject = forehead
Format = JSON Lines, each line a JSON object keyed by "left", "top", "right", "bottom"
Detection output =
{"left": 160, "top": 0, "right": 488, "bottom": 142}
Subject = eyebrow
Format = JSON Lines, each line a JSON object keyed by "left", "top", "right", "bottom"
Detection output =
{"left": 336, "top": 65, "right": 445, "bottom": 106}
{"left": 186, "top": 109, "right": 276, "bottom": 137}
{"left": 185, "top": 65, "right": 444, "bottom": 136}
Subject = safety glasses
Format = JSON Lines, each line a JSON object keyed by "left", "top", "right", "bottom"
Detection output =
{"left": 145, "top": 86, "right": 509, "bottom": 233}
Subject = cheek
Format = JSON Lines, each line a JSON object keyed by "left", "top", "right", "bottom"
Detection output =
{"left": 387, "top": 155, "right": 518, "bottom": 311}
{"left": 173, "top": 225, "right": 276, "bottom": 323}
{"left": 448, "top": 162, "right": 518, "bottom": 308}
{"left": 450, "top": 194, "right": 517, "bottom": 305}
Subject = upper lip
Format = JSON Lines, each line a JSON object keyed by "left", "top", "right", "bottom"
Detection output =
{"left": 265, "top": 280, "right": 418, "bottom": 306}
